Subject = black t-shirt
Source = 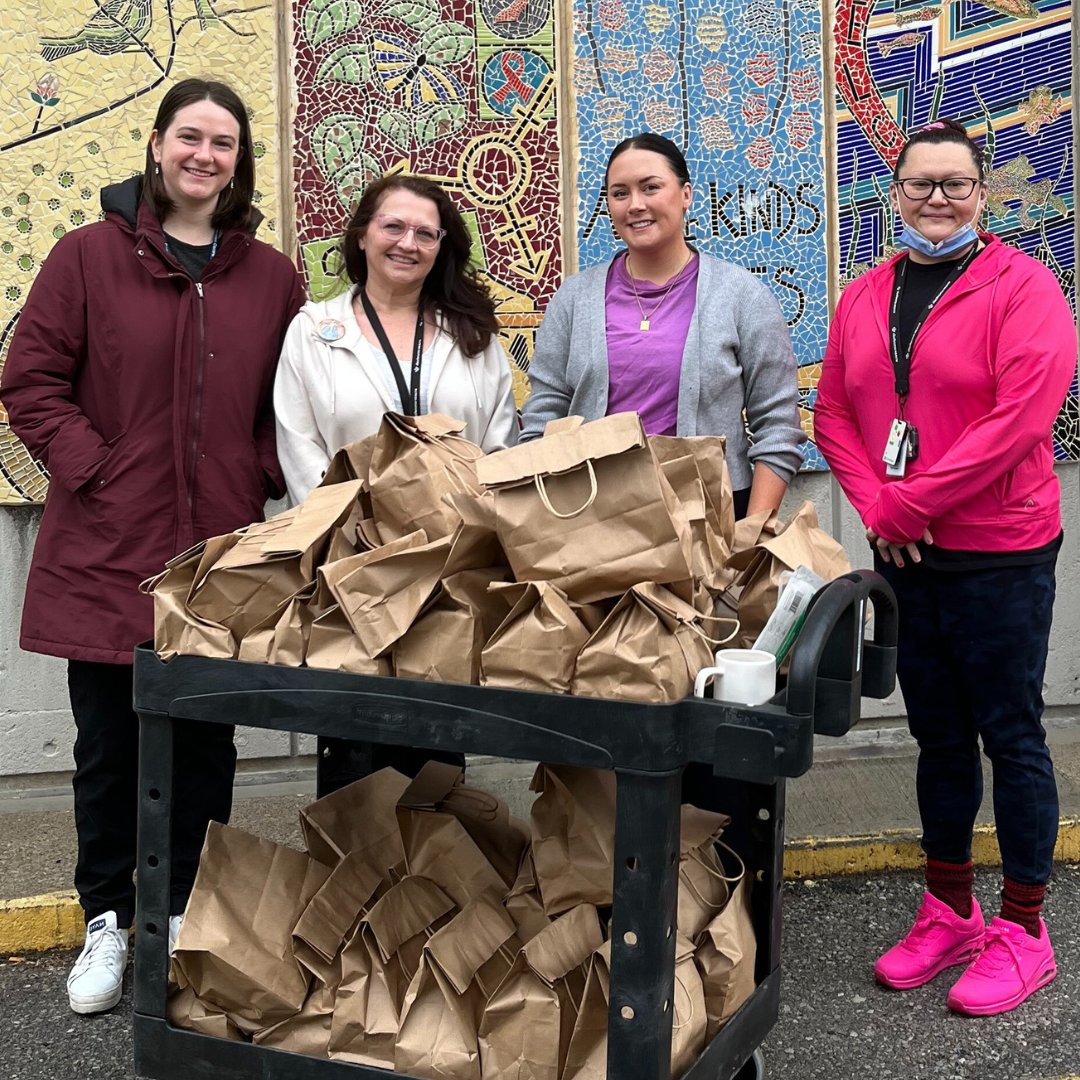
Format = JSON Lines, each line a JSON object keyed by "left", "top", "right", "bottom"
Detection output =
{"left": 163, "top": 232, "right": 214, "bottom": 282}
{"left": 894, "top": 254, "right": 968, "bottom": 361}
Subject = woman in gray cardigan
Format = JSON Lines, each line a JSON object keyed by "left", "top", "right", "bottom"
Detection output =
{"left": 521, "top": 133, "right": 805, "bottom": 517}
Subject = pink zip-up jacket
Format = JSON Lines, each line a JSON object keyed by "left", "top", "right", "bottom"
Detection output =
{"left": 815, "top": 235, "right": 1077, "bottom": 550}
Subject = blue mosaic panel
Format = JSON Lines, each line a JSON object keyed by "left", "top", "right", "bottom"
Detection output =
{"left": 833, "top": 0, "right": 1078, "bottom": 460}
{"left": 572, "top": 0, "right": 829, "bottom": 469}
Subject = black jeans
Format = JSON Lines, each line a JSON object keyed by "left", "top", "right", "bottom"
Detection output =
{"left": 68, "top": 660, "right": 237, "bottom": 927}
{"left": 876, "top": 555, "right": 1059, "bottom": 885}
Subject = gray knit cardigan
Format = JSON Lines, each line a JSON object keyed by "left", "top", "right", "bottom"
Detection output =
{"left": 519, "top": 253, "right": 806, "bottom": 489}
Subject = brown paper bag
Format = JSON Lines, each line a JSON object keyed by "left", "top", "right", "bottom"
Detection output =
{"left": 476, "top": 413, "right": 694, "bottom": 603}
{"left": 649, "top": 434, "right": 735, "bottom": 550}
{"left": 396, "top": 763, "right": 510, "bottom": 908}
{"left": 167, "top": 984, "right": 247, "bottom": 1041}
{"left": 671, "top": 933, "right": 708, "bottom": 1076}
{"left": 330, "top": 530, "right": 453, "bottom": 657}
{"left": 677, "top": 807, "right": 733, "bottom": 940}
{"left": 300, "top": 766, "right": 411, "bottom": 868}
{"left": 480, "top": 582, "right": 594, "bottom": 694}
{"left": 318, "top": 433, "right": 378, "bottom": 488}
{"left": 572, "top": 583, "right": 736, "bottom": 704}
{"left": 237, "top": 584, "right": 317, "bottom": 666}
{"left": 141, "top": 534, "right": 241, "bottom": 660}
{"left": 253, "top": 953, "right": 341, "bottom": 1057}
{"left": 657, "top": 454, "right": 732, "bottom": 594}
{"left": 186, "top": 480, "right": 364, "bottom": 641}
{"left": 696, "top": 861, "right": 757, "bottom": 1039}
{"left": 564, "top": 935, "right": 706, "bottom": 1080}
{"left": 396, "top": 899, "right": 519, "bottom": 1080}
{"left": 725, "top": 501, "right": 851, "bottom": 649}
{"left": 479, "top": 904, "right": 602, "bottom": 1080}
{"left": 329, "top": 922, "right": 401, "bottom": 1066}
{"left": 529, "top": 765, "right": 615, "bottom": 915}
{"left": 171, "top": 823, "right": 330, "bottom": 1027}
{"left": 293, "top": 850, "right": 386, "bottom": 981}
{"left": 504, "top": 849, "right": 552, "bottom": 943}
{"left": 330, "top": 876, "right": 458, "bottom": 1065}
{"left": 394, "top": 567, "right": 514, "bottom": 684}
{"left": 369, "top": 412, "right": 484, "bottom": 543}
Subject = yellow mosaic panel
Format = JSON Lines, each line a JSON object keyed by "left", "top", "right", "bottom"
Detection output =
{"left": 0, "top": 0, "right": 284, "bottom": 504}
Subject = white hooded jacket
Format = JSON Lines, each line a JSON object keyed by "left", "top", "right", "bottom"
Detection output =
{"left": 274, "top": 286, "right": 518, "bottom": 504}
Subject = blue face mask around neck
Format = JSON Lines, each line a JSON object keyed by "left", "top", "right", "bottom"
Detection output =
{"left": 895, "top": 201, "right": 983, "bottom": 259}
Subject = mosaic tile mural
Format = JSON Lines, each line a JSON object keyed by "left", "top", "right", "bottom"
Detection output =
{"left": 572, "top": 0, "right": 831, "bottom": 468}
{"left": 291, "top": 0, "right": 562, "bottom": 409}
{"left": 831, "top": 0, "right": 1078, "bottom": 459}
{"left": 0, "top": 0, "right": 284, "bottom": 505}
{"left": 3, "top": 0, "right": 1078, "bottom": 504}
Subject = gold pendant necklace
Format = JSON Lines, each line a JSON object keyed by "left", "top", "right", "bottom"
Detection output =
{"left": 626, "top": 250, "right": 694, "bottom": 331}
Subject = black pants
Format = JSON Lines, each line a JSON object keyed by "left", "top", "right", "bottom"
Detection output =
{"left": 877, "top": 555, "right": 1059, "bottom": 884}
{"left": 68, "top": 660, "right": 237, "bottom": 927}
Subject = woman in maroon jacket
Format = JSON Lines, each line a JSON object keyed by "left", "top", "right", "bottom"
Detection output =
{"left": 1, "top": 78, "right": 306, "bottom": 1015}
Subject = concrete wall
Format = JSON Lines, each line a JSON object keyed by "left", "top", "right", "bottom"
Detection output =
{"left": 4, "top": 462, "right": 1079, "bottom": 786}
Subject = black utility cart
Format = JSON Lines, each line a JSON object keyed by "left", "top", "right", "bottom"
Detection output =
{"left": 132, "top": 569, "right": 897, "bottom": 1080}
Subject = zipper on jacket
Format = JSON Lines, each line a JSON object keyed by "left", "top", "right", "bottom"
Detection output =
{"left": 187, "top": 280, "right": 207, "bottom": 511}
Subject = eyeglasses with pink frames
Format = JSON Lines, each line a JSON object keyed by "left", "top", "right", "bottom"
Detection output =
{"left": 371, "top": 213, "right": 446, "bottom": 249}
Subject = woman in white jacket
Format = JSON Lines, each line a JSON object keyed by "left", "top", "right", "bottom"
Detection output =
{"left": 275, "top": 175, "right": 518, "bottom": 505}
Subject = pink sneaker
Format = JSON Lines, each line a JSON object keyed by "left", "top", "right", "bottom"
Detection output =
{"left": 947, "top": 916, "right": 1057, "bottom": 1016}
{"left": 874, "top": 892, "right": 985, "bottom": 990}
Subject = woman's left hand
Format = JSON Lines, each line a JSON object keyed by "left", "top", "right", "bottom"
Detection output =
{"left": 866, "top": 526, "right": 933, "bottom": 569}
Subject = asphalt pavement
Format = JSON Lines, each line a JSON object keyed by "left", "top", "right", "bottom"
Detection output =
{"left": 3, "top": 865, "right": 1079, "bottom": 1080}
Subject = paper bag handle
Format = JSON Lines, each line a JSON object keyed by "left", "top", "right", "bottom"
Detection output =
{"left": 534, "top": 461, "right": 598, "bottom": 519}
{"left": 687, "top": 615, "right": 741, "bottom": 648}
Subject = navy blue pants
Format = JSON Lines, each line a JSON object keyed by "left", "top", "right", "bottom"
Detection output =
{"left": 876, "top": 555, "right": 1059, "bottom": 885}
{"left": 68, "top": 660, "right": 236, "bottom": 927}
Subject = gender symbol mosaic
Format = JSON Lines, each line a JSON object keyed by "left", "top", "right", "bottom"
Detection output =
{"left": 831, "top": 0, "right": 1078, "bottom": 459}
{"left": 0, "top": 0, "right": 285, "bottom": 505}
{"left": 291, "top": 0, "right": 562, "bottom": 410}
{"left": 572, "top": 0, "right": 831, "bottom": 468}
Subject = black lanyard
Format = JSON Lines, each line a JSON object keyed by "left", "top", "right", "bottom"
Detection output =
{"left": 888, "top": 245, "right": 980, "bottom": 407}
{"left": 359, "top": 288, "right": 425, "bottom": 416}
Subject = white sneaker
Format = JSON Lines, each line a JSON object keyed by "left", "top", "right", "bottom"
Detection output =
{"left": 168, "top": 915, "right": 183, "bottom": 956}
{"left": 67, "top": 911, "right": 129, "bottom": 1015}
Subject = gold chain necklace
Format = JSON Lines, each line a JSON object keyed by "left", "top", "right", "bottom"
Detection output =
{"left": 626, "top": 250, "right": 694, "bottom": 331}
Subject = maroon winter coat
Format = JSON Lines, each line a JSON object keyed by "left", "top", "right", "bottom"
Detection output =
{"left": 2, "top": 177, "right": 307, "bottom": 663}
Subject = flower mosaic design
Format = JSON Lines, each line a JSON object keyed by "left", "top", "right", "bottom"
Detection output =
{"left": 30, "top": 74, "right": 60, "bottom": 106}
{"left": 304, "top": 0, "right": 472, "bottom": 162}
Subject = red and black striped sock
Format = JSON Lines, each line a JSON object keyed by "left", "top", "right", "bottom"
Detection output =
{"left": 1000, "top": 878, "right": 1046, "bottom": 937}
{"left": 925, "top": 858, "right": 974, "bottom": 919}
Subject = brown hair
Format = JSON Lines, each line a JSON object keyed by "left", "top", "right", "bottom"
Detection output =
{"left": 143, "top": 78, "right": 257, "bottom": 232}
{"left": 341, "top": 175, "right": 499, "bottom": 358}
{"left": 894, "top": 118, "right": 987, "bottom": 181}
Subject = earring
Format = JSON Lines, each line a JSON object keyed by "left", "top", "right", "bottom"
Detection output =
{"left": 229, "top": 177, "right": 234, "bottom": 190}
{"left": 154, "top": 164, "right": 160, "bottom": 176}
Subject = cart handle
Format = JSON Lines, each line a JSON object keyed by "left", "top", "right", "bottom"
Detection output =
{"left": 783, "top": 569, "right": 898, "bottom": 737}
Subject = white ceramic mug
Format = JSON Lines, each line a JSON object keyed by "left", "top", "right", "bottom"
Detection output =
{"left": 694, "top": 648, "right": 777, "bottom": 706}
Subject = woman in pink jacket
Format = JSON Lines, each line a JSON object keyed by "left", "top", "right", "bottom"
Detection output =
{"left": 816, "top": 119, "right": 1075, "bottom": 1016}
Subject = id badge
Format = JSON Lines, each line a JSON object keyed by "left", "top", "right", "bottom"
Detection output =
{"left": 885, "top": 433, "right": 909, "bottom": 478}
{"left": 882, "top": 419, "right": 908, "bottom": 467}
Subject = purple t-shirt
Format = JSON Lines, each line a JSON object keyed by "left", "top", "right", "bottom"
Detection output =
{"left": 604, "top": 252, "right": 700, "bottom": 436}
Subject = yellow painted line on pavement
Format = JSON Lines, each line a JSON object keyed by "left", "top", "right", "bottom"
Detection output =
{"left": 784, "top": 817, "right": 1080, "bottom": 879}
{"left": 0, "top": 892, "right": 83, "bottom": 954}
{"left": 2, "top": 822, "right": 1079, "bottom": 952}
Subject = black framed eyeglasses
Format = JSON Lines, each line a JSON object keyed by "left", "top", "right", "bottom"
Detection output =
{"left": 894, "top": 177, "right": 980, "bottom": 201}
